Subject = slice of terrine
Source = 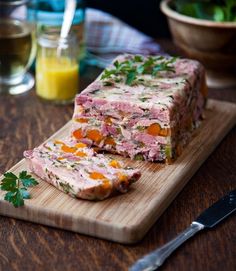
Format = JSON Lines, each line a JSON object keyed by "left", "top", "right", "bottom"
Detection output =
{"left": 71, "top": 54, "right": 207, "bottom": 162}
{"left": 24, "top": 139, "right": 141, "bottom": 200}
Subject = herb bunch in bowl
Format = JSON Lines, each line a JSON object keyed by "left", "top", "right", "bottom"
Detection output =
{"left": 174, "top": 0, "right": 236, "bottom": 22}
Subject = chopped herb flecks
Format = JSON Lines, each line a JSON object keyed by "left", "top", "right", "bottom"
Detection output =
{"left": 134, "top": 154, "right": 144, "bottom": 161}
{"left": 59, "top": 182, "right": 74, "bottom": 194}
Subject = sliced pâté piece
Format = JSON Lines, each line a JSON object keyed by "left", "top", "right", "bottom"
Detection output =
{"left": 24, "top": 139, "right": 141, "bottom": 200}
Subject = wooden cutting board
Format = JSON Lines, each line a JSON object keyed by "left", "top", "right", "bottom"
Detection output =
{"left": 0, "top": 99, "right": 236, "bottom": 244}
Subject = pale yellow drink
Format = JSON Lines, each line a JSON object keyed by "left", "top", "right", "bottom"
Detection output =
{"left": 36, "top": 57, "right": 79, "bottom": 102}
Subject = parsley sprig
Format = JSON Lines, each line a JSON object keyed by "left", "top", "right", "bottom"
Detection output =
{"left": 0, "top": 171, "right": 38, "bottom": 207}
{"left": 101, "top": 55, "right": 177, "bottom": 86}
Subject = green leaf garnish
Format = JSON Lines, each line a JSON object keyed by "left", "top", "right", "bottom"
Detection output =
{"left": 0, "top": 171, "right": 39, "bottom": 207}
{"left": 126, "top": 70, "right": 137, "bottom": 85}
{"left": 101, "top": 55, "right": 177, "bottom": 87}
{"left": 134, "top": 55, "right": 143, "bottom": 62}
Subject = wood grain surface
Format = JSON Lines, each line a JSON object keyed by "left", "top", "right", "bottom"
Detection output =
{"left": 0, "top": 99, "right": 236, "bottom": 245}
{"left": 0, "top": 65, "right": 236, "bottom": 271}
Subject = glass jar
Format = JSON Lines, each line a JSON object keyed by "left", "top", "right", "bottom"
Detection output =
{"left": 28, "top": 0, "right": 86, "bottom": 72}
{"left": 36, "top": 30, "right": 79, "bottom": 104}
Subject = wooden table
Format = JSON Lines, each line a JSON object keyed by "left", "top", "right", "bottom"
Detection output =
{"left": 0, "top": 64, "right": 235, "bottom": 271}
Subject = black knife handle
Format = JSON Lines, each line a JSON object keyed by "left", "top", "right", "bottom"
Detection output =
{"left": 129, "top": 222, "right": 204, "bottom": 271}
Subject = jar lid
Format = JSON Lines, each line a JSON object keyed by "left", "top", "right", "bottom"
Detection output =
{"left": 37, "top": 0, "right": 85, "bottom": 12}
{"left": 35, "top": 8, "right": 84, "bottom": 26}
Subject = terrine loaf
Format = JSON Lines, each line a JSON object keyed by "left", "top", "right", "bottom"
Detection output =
{"left": 72, "top": 54, "right": 207, "bottom": 162}
{"left": 24, "top": 139, "right": 141, "bottom": 200}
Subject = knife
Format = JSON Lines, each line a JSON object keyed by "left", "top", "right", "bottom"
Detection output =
{"left": 129, "top": 189, "right": 236, "bottom": 271}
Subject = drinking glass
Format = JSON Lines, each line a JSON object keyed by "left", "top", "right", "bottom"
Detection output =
{"left": 0, "top": 0, "right": 36, "bottom": 95}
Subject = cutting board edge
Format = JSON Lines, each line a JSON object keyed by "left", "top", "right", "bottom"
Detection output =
{"left": 0, "top": 199, "right": 143, "bottom": 244}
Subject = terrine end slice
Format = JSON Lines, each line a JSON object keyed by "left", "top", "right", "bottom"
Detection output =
{"left": 24, "top": 139, "right": 141, "bottom": 200}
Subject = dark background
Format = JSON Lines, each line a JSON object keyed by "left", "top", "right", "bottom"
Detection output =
{"left": 86, "top": 0, "right": 171, "bottom": 37}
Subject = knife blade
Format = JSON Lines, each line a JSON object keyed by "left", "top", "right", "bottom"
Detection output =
{"left": 129, "top": 189, "right": 236, "bottom": 271}
{"left": 195, "top": 189, "right": 236, "bottom": 227}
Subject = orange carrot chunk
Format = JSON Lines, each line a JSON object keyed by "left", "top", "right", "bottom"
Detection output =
{"left": 61, "top": 145, "right": 77, "bottom": 153}
{"left": 98, "top": 180, "right": 112, "bottom": 195}
{"left": 105, "top": 117, "right": 113, "bottom": 125}
{"left": 86, "top": 129, "right": 103, "bottom": 142}
{"left": 147, "top": 123, "right": 161, "bottom": 136}
{"left": 101, "top": 180, "right": 111, "bottom": 190}
{"left": 73, "top": 129, "right": 83, "bottom": 140}
{"left": 104, "top": 137, "right": 116, "bottom": 146}
{"left": 75, "top": 142, "right": 87, "bottom": 148}
{"left": 75, "top": 151, "right": 87, "bottom": 157}
{"left": 117, "top": 172, "right": 128, "bottom": 182}
{"left": 54, "top": 140, "right": 65, "bottom": 145}
{"left": 159, "top": 128, "right": 171, "bottom": 137}
{"left": 109, "top": 160, "right": 121, "bottom": 168}
{"left": 57, "top": 157, "right": 65, "bottom": 160}
{"left": 89, "top": 172, "right": 106, "bottom": 180}
{"left": 75, "top": 118, "right": 89, "bottom": 123}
